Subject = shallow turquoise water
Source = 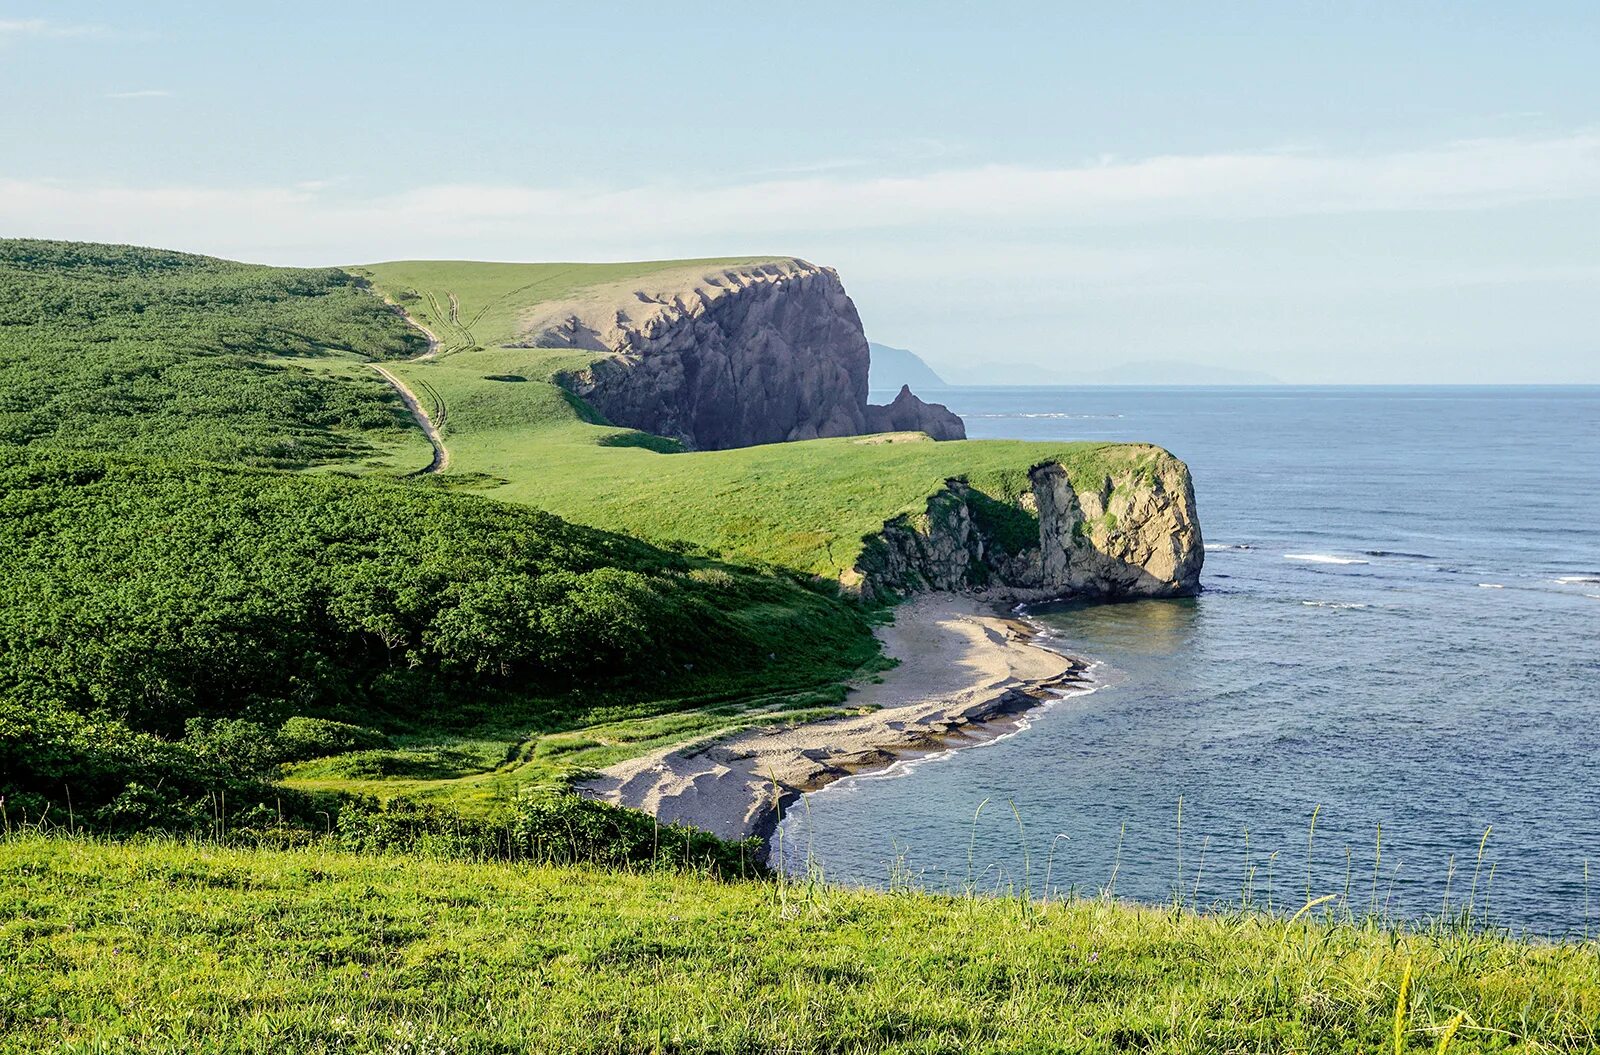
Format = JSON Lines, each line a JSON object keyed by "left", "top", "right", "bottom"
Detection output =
{"left": 779, "top": 387, "right": 1600, "bottom": 936}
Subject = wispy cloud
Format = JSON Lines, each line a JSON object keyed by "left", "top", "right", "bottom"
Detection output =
{"left": 2, "top": 133, "right": 1597, "bottom": 263}
{"left": 0, "top": 18, "right": 107, "bottom": 39}
{"left": 104, "top": 89, "right": 173, "bottom": 99}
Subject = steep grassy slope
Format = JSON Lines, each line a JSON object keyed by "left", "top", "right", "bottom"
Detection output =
{"left": 0, "top": 240, "right": 431, "bottom": 472}
{"left": 359, "top": 261, "right": 1170, "bottom": 579}
{"left": 6, "top": 836, "right": 1596, "bottom": 1054}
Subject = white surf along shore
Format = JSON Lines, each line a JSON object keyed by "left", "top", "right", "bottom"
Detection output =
{"left": 578, "top": 595, "right": 1093, "bottom": 851}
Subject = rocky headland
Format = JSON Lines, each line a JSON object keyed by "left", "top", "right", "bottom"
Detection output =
{"left": 848, "top": 448, "right": 1204, "bottom": 603}
{"left": 527, "top": 258, "right": 964, "bottom": 449}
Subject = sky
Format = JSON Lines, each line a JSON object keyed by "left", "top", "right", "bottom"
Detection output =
{"left": 3, "top": 2, "right": 1598, "bottom": 383}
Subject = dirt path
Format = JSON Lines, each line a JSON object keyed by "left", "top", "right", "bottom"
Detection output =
{"left": 371, "top": 305, "right": 447, "bottom": 473}
{"left": 373, "top": 364, "right": 448, "bottom": 474}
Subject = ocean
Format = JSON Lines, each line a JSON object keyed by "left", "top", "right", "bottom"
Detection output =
{"left": 778, "top": 386, "right": 1600, "bottom": 936}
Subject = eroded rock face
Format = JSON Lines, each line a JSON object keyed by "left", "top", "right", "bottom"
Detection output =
{"left": 550, "top": 259, "right": 960, "bottom": 450}
{"left": 851, "top": 449, "right": 1203, "bottom": 602}
{"left": 863, "top": 385, "right": 966, "bottom": 441}
{"left": 1030, "top": 459, "right": 1204, "bottom": 599}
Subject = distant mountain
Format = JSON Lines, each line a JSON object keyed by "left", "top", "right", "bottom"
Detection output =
{"left": 868, "top": 343, "right": 949, "bottom": 390}
{"left": 946, "top": 358, "right": 1282, "bottom": 386}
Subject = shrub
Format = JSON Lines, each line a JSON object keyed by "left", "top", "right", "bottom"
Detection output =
{"left": 277, "top": 717, "right": 389, "bottom": 762}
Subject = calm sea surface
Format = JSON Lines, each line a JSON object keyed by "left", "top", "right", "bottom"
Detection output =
{"left": 779, "top": 387, "right": 1600, "bottom": 936}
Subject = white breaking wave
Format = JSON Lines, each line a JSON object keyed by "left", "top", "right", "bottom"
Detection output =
{"left": 1478, "top": 583, "right": 1505, "bottom": 589}
{"left": 1302, "top": 601, "right": 1368, "bottom": 609}
{"left": 1555, "top": 576, "right": 1600, "bottom": 584}
{"left": 1284, "top": 553, "right": 1369, "bottom": 565}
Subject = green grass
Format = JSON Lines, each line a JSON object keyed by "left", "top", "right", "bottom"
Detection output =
{"left": 355, "top": 260, "right": 1170, "bottom": 578}
{"left": 4, "top": 834, "right": 1596, "bottom": 1053}
{"left": 351, "top": 258, "right": 782, "bottom": 352}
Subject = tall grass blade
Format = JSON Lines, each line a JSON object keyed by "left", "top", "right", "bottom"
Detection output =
{"left": 1393, "top": 958, "right": 1413, "bottom": 1055}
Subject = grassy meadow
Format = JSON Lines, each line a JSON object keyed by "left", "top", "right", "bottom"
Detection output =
{"left": 4, "top": 834, "right": 1597, "bottom": 1053}
{"left": 349, "top": 258, "right": 777, "bottom": 354}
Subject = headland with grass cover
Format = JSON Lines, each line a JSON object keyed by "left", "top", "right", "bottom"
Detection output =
{"left": 355, "top": 257, "right": 1202, "bottom": 597}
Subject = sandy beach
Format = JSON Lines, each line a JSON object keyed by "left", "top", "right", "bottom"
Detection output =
{"left": 578, "top": 595, "right": 1089, "bottom": 848}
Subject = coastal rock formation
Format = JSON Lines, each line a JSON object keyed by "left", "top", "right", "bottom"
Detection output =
{"left": 851, "top": 448, "right": 1203, "bottom": 602}
{"left": 863, "top": 385, "right": 966, "bottom": 440}
{"left": 547, "top": 259, "right": 961, "bottom": 449}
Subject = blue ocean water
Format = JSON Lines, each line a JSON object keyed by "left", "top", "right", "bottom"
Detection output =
{"left": 780, "top": 387, "right": 1600, "bottom": 936}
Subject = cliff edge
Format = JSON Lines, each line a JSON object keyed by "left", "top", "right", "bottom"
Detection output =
{"left": 539, "top": 259, "right": 962, "bottom": 449}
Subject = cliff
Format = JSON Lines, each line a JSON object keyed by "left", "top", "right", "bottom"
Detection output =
{"left": 850, "top": 448, "right": 1203, "bottom": 602}
{"left": 546, "top": 259, "right": 962, "bottom": 449}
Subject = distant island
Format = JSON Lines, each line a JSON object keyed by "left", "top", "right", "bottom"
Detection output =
{"left": 868, "top": 342, "right": 950, "bottom": 390}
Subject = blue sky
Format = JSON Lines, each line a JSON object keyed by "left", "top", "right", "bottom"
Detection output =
{"left": 3, "top": 2, "right": 1598, "bottom": 382}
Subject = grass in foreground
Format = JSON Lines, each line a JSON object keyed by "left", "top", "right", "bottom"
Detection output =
{"left": 3, "top": 835, "right": 1597, "bottom": 1053}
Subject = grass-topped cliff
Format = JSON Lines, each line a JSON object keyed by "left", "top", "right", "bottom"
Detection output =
{"left": 356, "top": 258, "right": 1192, "bottom": 584}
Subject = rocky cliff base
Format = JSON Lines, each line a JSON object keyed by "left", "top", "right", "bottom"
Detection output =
{"left": 849, "top": 449, "right": 1203, "bottom": 602}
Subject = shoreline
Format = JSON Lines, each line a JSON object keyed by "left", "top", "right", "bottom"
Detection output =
{"left": 577, "top": 595, "right": 1090, "bottom": 851}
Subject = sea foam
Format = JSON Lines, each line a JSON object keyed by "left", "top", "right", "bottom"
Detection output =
{"left": 1284, "top": 553, "right": 1369, "bottom": 565}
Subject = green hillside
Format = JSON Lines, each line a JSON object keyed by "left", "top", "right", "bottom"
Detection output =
{"left": 358, "top": 260, "right": 1161, "bottom": 578}
{"left": 0, "top": 239, "right": 430, "bottom": 473}
{"left": 0, "top": 451, "right": 876, "bottom": 824}
{"left": 6, "top": 835, "right": 1594, "bottom": 1054}
{"left": 0, "top": 241, "right": 1179, "bottom": 825}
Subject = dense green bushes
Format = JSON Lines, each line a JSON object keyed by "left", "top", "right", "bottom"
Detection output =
{"left": 0, "top": 698, "right": 339, "bottom": 834}
{"left": 0, "top": 451, "right": 876, "bottom": 828}
{"left": 1, "top": 452, "right": 870, "bottom": 732}
{"left": 0, "top": 239, "right": 425, "bottom": 468}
